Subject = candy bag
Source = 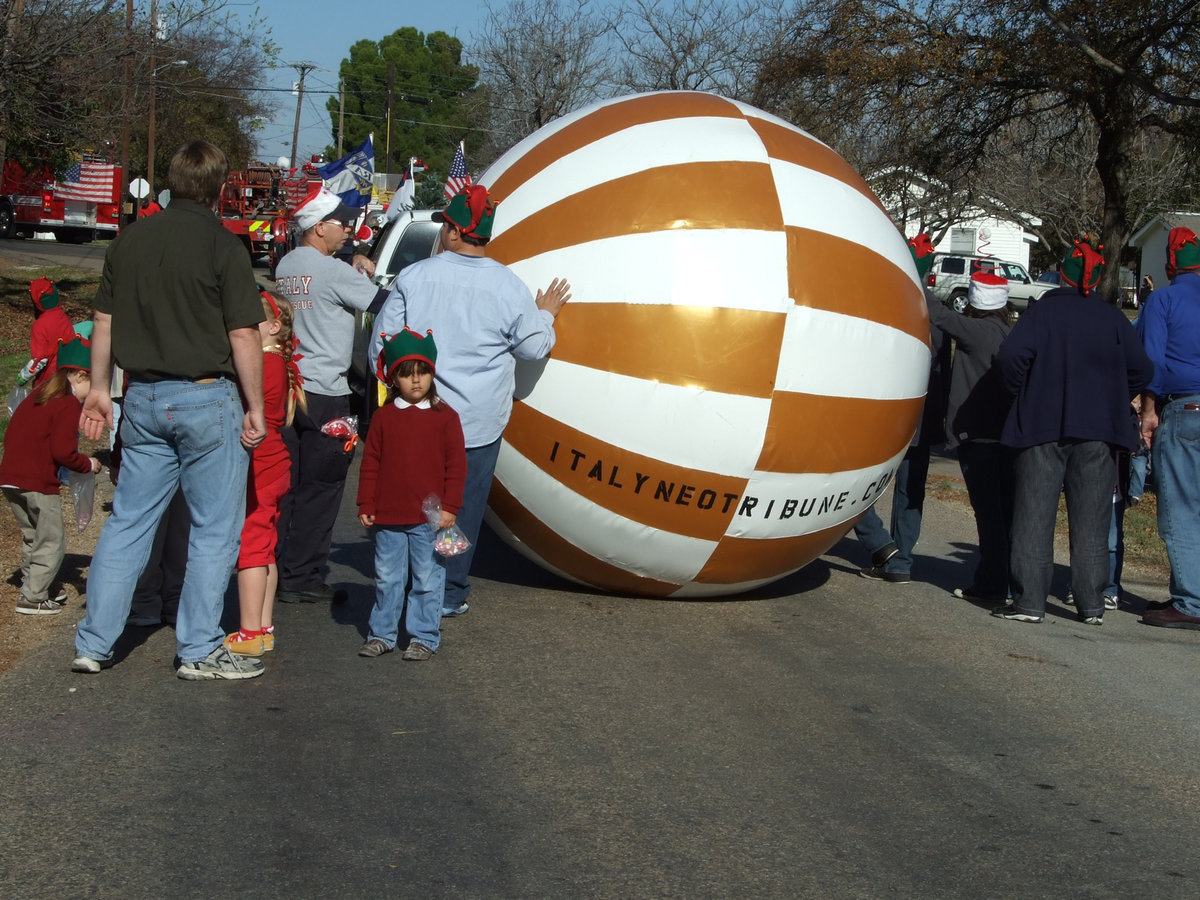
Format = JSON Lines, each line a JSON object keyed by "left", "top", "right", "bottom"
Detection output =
{"left": 320, "top": 415, "right": 359, "bottom": 451}
{"left": 423, "top": 493, "right": 471, "bottom": 557}
{"left": 6, "top": 383, "right": 29, "bottom": 416}
{"left": 69, "top": 470, "right": 96, "bottom": 533}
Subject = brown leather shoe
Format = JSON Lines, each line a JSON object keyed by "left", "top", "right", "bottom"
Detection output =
{"left": 1142, "top": 605, "right": 1200, "bottom": 630}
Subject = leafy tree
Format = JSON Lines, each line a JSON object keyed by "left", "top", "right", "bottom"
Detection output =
{"left": 326, "top": 27, "right": 486, "bottom": 176}
{"left": 755, "top": 0, "right": 1200, "bottom": 301}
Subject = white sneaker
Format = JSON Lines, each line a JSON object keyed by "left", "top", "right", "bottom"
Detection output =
{"left": 177, "top": 645, "right": 265, "bottom": 681}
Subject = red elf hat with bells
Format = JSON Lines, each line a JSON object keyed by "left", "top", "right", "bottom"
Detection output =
{"left": 1167, "top": 227, "right": 1200, "bottom": 278}
{"left": 434, "top": 184, "right": 498, "bottom": 240}
{"left": 376, "top": 328, "right": 438, "bottom": 383}
{"left": 908, "top": 233, "right": 935, "bottom": 279}
{"left": 1060, "top": 235, "right": 1105, "bottom": 295}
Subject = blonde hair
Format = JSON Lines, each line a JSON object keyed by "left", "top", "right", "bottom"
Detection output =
{"left": 261, "top": 291, "right": 307, "bottom": 426}
{"left": 33, "top": 368, "right": 87, "bottom": 405}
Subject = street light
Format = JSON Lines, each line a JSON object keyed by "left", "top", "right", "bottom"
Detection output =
{"left": 147, "top": 59, "right": 188, "bottom": 202}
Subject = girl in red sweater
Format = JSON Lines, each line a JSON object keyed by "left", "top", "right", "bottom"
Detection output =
{"left": 1, "top": 336, "right": 101, "bottom": 614}
{"left": 224, "top": 290, "right": 306, "bottom": 655}
{"left": 357, "top": 328, "right": 466, "bottom": 661}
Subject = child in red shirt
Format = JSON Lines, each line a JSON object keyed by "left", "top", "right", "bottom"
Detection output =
{"left": 19, "top": 277, "right": 76, "bottom": 388}
{"left": 357, "top": 328, "right": 466, "bottom": 661}
{"left": 224, "top": 290, "right": 306, "bottom": 656}
{"left": 0, "top": 337, "right": 101, "bottom": 614}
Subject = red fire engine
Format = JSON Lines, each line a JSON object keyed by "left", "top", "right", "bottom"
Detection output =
{"left": 0, "top": 154, "right": 122, "bottom": 243}
{"left": 218, "top": 161, "right": 323, "bottom": 274}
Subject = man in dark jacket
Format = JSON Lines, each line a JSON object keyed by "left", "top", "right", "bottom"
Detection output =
{"left": 992, "top": 237, "right": 1153, "bottom": 625}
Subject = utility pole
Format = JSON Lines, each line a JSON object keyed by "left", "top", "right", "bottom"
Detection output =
{"left": 337, "top": 77, "right": 345, "bottom": 159}
{"left": 146, "top": 0, "right": 157, "bottom": 194}
{"left": 119, "top": 0, "right": 132, "bottom": 223}
{"left": 289, "top": 61, "right": 316, "bottom": 168}
{"left": 386, "top": 61, "right": 395, "bottom": 182}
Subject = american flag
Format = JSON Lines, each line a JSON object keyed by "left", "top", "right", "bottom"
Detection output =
{"left": 56, "top": 160, "right": 117, "bottom": 203}
{"left": 443, "top": 144, "right": 471, "bottom": 201}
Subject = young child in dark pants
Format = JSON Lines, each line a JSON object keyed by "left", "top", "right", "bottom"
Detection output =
{"left": 357, "top": 328, "right": 466, "bottom": 660}
{"left": 1, "top": 337, "right": 101, "bottom": 614}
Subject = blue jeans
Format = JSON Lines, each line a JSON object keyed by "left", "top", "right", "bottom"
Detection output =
{"left": 1010, "top": 440, "right": 1115, "bottom": 617}
{"left": 1128, "top": 447, "right": 1148, "bottom": 499}
{"left": 368, "top": 523, "right": 444, "bottom": 650}
{"left": 853, "top": 445, "right": 929, "bottom": 575}
{"left": 957, "top": 441, "right": 1013, "bottom": 600}
{"left": 1153, "top": 398, "right": 1200, "bottom": 616}
{"left": 444, "top": 438, "right": 502, "bottom": 610}
{"left": 76, "top": 379, "right": 249, "bottom": 664}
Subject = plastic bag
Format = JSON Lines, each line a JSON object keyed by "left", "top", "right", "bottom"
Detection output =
{"left": 69, "top": 470, "right": 96, "bottom": 533}
{"left": 320, "top": 415, "right": 359, "bottom": 451}
{"left": 6, "top": 383, "right": 29, "bottom": 417}
{"left": 422, "top": 493, "right": 471, "bottom": 557}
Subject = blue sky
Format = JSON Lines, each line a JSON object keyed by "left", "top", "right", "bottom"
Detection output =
{"left": 252, "top": 1, "right": 485, "bottom": 165}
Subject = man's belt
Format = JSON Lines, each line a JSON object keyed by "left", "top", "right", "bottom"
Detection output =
{"left": 1163, "top": 392, "right": 1200, "bottom": 410}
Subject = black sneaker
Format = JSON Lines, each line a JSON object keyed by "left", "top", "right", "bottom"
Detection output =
{"left": 278, "top": 584, "right": 345, "bottom": 604}
{"left": 871, "top": 542, "right": 900, "bottom": 570}
{"left": 991, "top": 605, "right": 1044, "bottom": 623}
{"left": 859, "top": 566, "right": 911, "bottom": 583}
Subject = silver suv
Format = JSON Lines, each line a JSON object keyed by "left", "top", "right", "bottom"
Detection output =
{"left": 926, "top": 253, "right": 1057, "bottom": 313}
{"left": 349, "top": 210, "right": 443, "bottom": 421}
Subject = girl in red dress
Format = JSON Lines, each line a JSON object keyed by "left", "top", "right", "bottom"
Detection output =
{"left": 225, "top": 290, "right": 305, "bottom": 655}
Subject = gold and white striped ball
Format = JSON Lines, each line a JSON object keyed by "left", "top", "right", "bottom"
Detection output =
{"left": 482, "top": 91, "right": 930, "bottom": 598}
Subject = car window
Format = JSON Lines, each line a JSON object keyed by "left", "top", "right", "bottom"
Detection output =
{"left": 1002, "top": 263, "right": 1029, "bottom": 282}
{"left": 373, "top": 220, "right": 441, "bottom": 281}
{"left": 941, "top": 257, "right": 965, "bottom": 275}
{"left": 972, "top": 259, "right": 998, "bottom": 274}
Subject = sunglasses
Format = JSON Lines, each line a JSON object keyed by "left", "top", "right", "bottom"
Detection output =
{"left": 322, "top": 219, "right": 353, "bottom": 230}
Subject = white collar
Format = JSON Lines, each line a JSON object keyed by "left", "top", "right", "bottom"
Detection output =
{"left": 393, "top": 397, "right": 432, "bottom": 410}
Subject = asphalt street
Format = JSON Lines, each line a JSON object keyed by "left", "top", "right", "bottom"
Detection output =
{"left": 0, "top": 449, "right": 1196, "bottom": 899}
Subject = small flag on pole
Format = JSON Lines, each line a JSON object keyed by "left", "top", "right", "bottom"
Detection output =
{"left": 444, "top": 143, "right": 471, "bottom": 201}
{"left": 385, "top": 158, "right": 426, "bottom": 221}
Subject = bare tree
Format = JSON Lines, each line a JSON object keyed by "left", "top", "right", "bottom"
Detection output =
{"left": 472, "top": 0, "right": 616, "bottom": 154}
{"left": 614, "top": 0, "right": 788, "bottom": 100}
{"left": 755, "top": 0, "right": 1200, "bottom": 301}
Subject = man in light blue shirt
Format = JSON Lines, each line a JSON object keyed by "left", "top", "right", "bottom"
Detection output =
{"left": 1138, "top": 226, "right": 1200, "bottom": 631}
{"left": 371, "top": 184, "right": 570, "bottom": 616}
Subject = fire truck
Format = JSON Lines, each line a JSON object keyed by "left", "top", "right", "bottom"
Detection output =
{"left": 218, "top": 161, "right": 323, "bottom": 274}
{"left": 0, "top": 154, "right": 122, "bottom": 243}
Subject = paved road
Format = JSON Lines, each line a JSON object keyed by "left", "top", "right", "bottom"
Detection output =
{"left": 0, "top": 457, "right": 1196, "bottom": 898}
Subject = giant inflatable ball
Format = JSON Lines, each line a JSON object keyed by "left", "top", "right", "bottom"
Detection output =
{"left": 480, "top": 91, "right": 929, "bottom": 597}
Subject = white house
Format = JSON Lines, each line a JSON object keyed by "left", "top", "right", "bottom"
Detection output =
{"left": 922, "top": 217, "right": 1040, "bottom": 273}
{"left": 870, "top": 170, "right": 1042, "bottom": 272}
{"left": 1129, "top": 212, "right": 1200, "bottom": 290}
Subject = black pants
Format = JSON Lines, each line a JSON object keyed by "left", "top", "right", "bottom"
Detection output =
{"left": 277, "top": 392, "right": 355, "bottom": 591}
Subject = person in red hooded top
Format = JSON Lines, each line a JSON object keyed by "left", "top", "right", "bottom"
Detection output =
{"left": 19, "top": 278, "right": 76, "bottom": 388}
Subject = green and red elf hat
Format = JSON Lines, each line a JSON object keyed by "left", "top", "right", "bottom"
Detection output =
{"left": 434, "top": 184, "right": 498, "bottom": 240}
{"left": 908, "top": 233, "right": 935, "bottom": 279}
{"left": 29, "top": 276, "right": 61, "bottom": 312}
{"left": 1060, "top": 235, "right": 1105, "bottom": 295}
{"left": 56, "top": 335, "right": 91, "bottom": 372}
{"left": 376, "top": 327, "right": 438, "bottom": 383}
{"left": 1167, "top": 227, "right": 1200, "bottom": 277}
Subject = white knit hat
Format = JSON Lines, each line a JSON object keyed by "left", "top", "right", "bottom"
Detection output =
{"left": 968, "top": 271, "right": 1009, "bottom": 310}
